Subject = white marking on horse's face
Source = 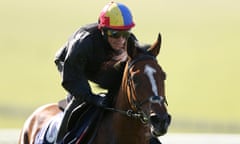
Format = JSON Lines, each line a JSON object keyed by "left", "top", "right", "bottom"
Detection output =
{"left": 144, "top": 64, "right": 158, "bottom": 96}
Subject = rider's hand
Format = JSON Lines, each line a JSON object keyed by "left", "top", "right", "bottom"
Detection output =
{"left": 85, "top": 93, "right": 111, "bottom": 108}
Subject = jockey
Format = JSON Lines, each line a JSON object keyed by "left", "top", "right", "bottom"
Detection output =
{"left": 54, "top": 2, "right": 161, "bottom": 144}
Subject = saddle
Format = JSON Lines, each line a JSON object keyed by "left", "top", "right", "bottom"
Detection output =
{"left": 58, "top": 99, "right": 68, "bottom": 111}
{"left": 34, "top": 113, "right": 63, "bottom": 144}
{"left": 62, "top": 103, "right": 104, "bottom": 144}
{"left": 35, "top": 99, "right": 103, "bottom": 144}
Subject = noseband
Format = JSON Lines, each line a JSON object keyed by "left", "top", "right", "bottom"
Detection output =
{"left": 105, "top": 55, "right": 167, "bottom": 124}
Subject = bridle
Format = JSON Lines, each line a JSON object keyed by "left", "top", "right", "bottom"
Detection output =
{"left": 105, "top": 54, "right": 167, "bottom": 124}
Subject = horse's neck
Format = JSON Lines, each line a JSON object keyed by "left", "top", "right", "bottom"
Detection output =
{"left": 111, "top": 82, "right": 151, "bottom": 143}
{"left": 110, "top": 56, "right": 152, "bottom": 143}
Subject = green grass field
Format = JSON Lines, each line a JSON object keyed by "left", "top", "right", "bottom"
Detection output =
{"left": 1, "top": 0, "right": 240, "bottom": 133}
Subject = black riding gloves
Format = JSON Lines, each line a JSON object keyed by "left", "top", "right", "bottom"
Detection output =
{"left": 84, "top": 93, "right": 111, "bottom": 108}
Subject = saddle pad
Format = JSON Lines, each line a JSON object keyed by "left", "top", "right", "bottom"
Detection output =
{"left": 58, "top": 99, "right": 68, "bottom": 111}
{"left": 34, "top": 112, "right": 63, "bottom": 144}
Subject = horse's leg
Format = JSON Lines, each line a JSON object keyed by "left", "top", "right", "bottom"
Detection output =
{"left": 18, "top": 103, "right": 61, "bottom": 144}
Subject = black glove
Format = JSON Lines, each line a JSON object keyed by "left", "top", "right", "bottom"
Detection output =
{"left": 84, "top": 93, "right": 111, "bottom": 108}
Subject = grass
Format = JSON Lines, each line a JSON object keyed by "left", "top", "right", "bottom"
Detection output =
{"left": 0, "top": 0, "right": 240, "bottom": 133}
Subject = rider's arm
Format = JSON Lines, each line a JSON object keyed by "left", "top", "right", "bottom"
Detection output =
{"left": 61, "top": 31, "right": 93, "bottom": 99}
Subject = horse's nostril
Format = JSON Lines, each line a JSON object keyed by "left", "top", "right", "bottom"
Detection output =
{"left": 150, "top": 114, "right": 160, "bottom": 123}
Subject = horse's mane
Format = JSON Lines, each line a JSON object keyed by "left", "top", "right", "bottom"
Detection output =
{"left": 93, "top": 52, "right": 125, "bottom": 91}
{"left": 95, "top": 40, "right": 152, "bottom": 91}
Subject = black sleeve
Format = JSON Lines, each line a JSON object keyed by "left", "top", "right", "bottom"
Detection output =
{"left": 54, "top": 43, "right": 67, "bottom": 72}
{"left": 61, "top": 31, "right": 93, "bottom": 98}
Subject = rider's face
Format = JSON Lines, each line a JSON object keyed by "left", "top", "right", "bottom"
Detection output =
{"left": 107, "top": 36, "right": 127, "bottom": 52}
{"left": 104, "top": 29, "right": 130, "bottom": 52}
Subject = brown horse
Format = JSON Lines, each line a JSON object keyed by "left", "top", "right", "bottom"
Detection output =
{"left": 19, "top": 33, "right": 171, "bottom": 144}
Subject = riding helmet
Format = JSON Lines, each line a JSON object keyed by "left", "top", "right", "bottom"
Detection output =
{"left": 98, "top": 1, "right": 135, "bottom": 30}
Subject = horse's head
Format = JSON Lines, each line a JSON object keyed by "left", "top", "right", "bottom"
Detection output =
{"left": 124, "top": 33, "right": 171, "bottom": 137}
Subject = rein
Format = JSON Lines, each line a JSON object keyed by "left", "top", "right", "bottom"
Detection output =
{"left": 105, "top": 95, "right": 165, "bottom": 124}
{"left": 104, "top": 54, "right": 166, "bottom": 124}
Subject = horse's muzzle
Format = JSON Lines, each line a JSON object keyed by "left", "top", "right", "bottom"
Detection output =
{"left": 149, "top": 113, "right": 171, "bottom": 137}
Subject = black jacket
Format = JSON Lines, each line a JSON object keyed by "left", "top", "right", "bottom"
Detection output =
{"left": 55, "top": 23, "right": 133, "bottom": 99}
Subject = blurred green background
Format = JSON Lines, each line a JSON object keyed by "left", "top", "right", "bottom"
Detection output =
{"left": 1, "top": 0, "right": 240, "bottom": 133}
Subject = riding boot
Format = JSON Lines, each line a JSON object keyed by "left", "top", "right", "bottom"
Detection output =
{"left": 55, "top": 98, "right": 80, "bottom": 144}
{"left": 150, "top": 137, "right": 162, "bottom": 144}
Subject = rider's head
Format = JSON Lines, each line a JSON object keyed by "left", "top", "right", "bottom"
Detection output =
{"left": 98, "top": 2, "right": 135, "bottom": 39}
{"left": 98, "top": 2, "right": 135, "bottom": 52}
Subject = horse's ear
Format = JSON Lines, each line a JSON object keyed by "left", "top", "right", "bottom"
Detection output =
{"left": 127, "top": 36, "right": 137, "bottom": 58}
{"left": 147, "top": 33, "right": 161, "bottom": 57}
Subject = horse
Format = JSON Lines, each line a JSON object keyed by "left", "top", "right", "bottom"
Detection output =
{"left": 19, "top": 33, "right": 171, "bottom": 144}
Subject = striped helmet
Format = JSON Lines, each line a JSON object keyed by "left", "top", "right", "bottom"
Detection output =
{"left": 98, "top": 2, "right": 135, "bottom": 30}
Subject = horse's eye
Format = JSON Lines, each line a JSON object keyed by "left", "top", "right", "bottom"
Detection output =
{"left": 132, "top": 75, "right": 141, "bottom": 88}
